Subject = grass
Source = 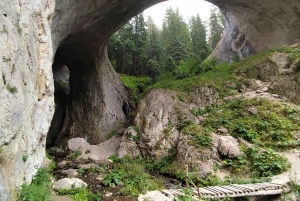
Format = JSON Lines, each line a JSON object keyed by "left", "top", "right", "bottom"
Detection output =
{"left": 202, "top": 98, "right": 299, "bottom": 150}
{"left": 152, "top": 62, "right": 239, "bottom": 97}
{"left": 106, "top": 130, "right": 117, "bottom": 140}
{"left": 119, "top": 74, "right": 152, "bottom": 101}
{"left": 7, "top": 84, "right": 17, "bottom": 93}
{"left": 67, "top": 150, "right": 82, "bottom": 159}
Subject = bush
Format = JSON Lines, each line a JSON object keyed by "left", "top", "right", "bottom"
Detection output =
{"left": 18, "top": 168, "right": 51, "bottom": 201}
{"left": 223, "top": 146, "right": 290, "bottom": 178}
{"left": 119, "top": 75, "right": 152, "bottom": 101}
{"left": 103, "top": 156, "right": 163, "bottom": 196}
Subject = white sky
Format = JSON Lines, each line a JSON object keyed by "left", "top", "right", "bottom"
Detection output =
{"left": 144, "top": 0, "right": 215, "bottom": 28}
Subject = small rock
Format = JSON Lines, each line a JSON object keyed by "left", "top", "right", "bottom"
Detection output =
{"left": 293, "top": 149, "right": 299, "bottom": 153}
{"left": 57, "top": 161, "right": 67, "bottom": 169}
{"left": 117, "top": 182, "right": 125, "bottom": 187}
{"left": 138, "top": 190, "right": 173, "bottom": 201}
{"left": 107, "top": 159, "right": 113, "bottom": 164}
{"left": 77, "top": 163, "right": 98, "bottom": 169}
{"left": 217, "top": 136, "right": 242, "bottom": 158}
{"left": 61, "top": 169, "right": 79, "bottom": 177}
{"left": 96, "top": 176, "right": 104, "bottom": 181}
{"left": 104, "top": 192, "right": 113, "bottom": 197}
{"left": 217, "top": 127, "right": 228, "bottom": 134}
{"left": 247, "top": 106, "right": 258, "bottom": 115}
{"left": 89, "top": 155, "right": 100, "bottom": 162}
{"left": 53, "top": 178, "right": 87, "bottom": 190}
{"left": 96, "top": 184, "right": 102, "bottom": 188}
{"left": 261, "top": 87, "right": 268, "bottom": 92}
{"left": 68, "top": 138, "right": 91, "bottom": 152}
{"left": 272, "top": 94, "right": 280, "bottom": 98}
{"left": 256, "top": 90, "right": 263, "bottom": 94}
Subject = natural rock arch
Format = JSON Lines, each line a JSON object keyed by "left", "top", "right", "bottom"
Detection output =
{"left": 49, "top": 0, "right": 300, "bottom": 145}
{"left": 1, "top": 0, "right": 300, "bottom": 199}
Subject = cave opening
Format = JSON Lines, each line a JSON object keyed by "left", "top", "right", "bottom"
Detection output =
{"left": 46, "top": 40, "right": 95, "bottom": 148}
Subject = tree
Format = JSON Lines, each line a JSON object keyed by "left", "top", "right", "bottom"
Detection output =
{"left": 189, "top": 14, "right": 211, "bottom": 63}
{"left": 208, "top": 8, "right": 224, "bottom": 50}
{"left": 161, "top": 7, "right": 191, "bottom": 66}
{"left": 131, "top": 13, "right": 148, "bottom": 75}
{"left": 146, "top": 16, "right": 163, "bottom": 63}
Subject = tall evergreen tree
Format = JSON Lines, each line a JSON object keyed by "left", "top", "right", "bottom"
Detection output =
{"left": 208, "top": 8, "right": 224, "bottom": 50}
{"left": 189, "top": 14, "right": 211, "bottom": 62}
{"left": 131, "top": 13, "right": 148, "bottom": 75}
{"left": 161, "top": 7, "right": 191, "bottom": 66}
{"left": 146, "top": 16, "right": 163, "bottom": 63}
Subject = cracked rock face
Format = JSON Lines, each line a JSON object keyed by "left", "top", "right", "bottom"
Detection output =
{"left": 1, "top": 0, "right": 300, "bottom": 199}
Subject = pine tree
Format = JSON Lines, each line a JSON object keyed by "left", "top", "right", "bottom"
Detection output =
{"left": 161, "top": 7, "right": 191, "bottom": 66}
{"left": 131, "top": 13, "right": 148, "bottom": 75}
{"left": 146, "top": 16, "right": 163, "bottom": 63}
{"left": 208, "top": 8, "right": 224, "bottom": 50}
{"left": 189, "top": 14, "right": 211, "bottom": 63}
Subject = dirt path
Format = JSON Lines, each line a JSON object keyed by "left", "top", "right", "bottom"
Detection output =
{"left": 51, "top": 195, "right": 74, "bottom": 201}
{"left": 271, "top": 151, "right": 300, "bottom": 185}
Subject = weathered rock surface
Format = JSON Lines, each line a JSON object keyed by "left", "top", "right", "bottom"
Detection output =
{"left": 1, "top": 0, "right": 300, "bottom": 199}
{"left": 212, "top": 134, "right": 242, "bottom": 158}
{"left": 117, "top": 127, "right": 141, "bottom": 158}
{"left": 0, "top": 0, "right": 55, "bottom": 200}
{"left": 242, "top": 49, "right": 300, "bottom": 104}
{"left": 138, "top": 190, "right": 174, "bottom": 201}
{"left": 68, "top": 138, "right": 91, "bottom": 152}
{"left": 135, "top": 88, "right": 219, "bottom": 162}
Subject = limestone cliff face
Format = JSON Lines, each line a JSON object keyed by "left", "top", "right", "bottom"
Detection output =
{"left": 1, "top": 0, "right": 300, "bottom": 199}
{"left": 210, "top": 0, "right": 300, "bottom": 62}
{"left": 0, "top": 0, "right": 55, "bottom": 200}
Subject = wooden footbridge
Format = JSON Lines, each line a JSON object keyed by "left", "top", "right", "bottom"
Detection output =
{"left": 161, "top": 182, "right": 286, "bottom": 199}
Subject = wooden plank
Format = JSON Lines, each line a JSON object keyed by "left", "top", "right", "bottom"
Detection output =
{"left": 218, "top": 185, "right": 244, "bottom": 194}
{"left": 161, "top": 182, "right": 284, "bottom": 199}
{"left": 194, "top": 188, "right": 216, "bottom": 195}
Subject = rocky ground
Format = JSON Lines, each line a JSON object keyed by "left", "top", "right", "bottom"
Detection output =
{"left": 49, "top": 62, "right": 300, "bottom": 200}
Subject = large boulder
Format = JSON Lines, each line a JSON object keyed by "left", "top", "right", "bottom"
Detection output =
{"left": 135, "top": 88, "right": 219, "bottom": 161}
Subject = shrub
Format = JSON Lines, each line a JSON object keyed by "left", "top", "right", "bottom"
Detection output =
{"left": 103, "top": 156, "right": 163, "bottom": 196}
{"left": 223, "top": 146, "right": 290, "bottom": 178}
{"left": 18, "top": 168, "right": 51, "bottom": 201}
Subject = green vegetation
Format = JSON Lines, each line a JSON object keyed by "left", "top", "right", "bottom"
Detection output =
{"left": 58, "top": 188, "right": 101, "bottom": 201}
{"left": 177, "top": 119, "right": 212, "bottom": 148}
{"left": 119, "top": 75, "right": 152, "bottom": 101}
{"left": 130, "top": 125, "right": 141, "bottom": 141}
{"left": 103, "top": 156, "right": 163, "bottom": 196}
{"left": 152, "top": 61, "right": 240, "bottom": 97}
{"left": 223, "top": 146, "right": 290, "bottom": 178}
{"left": 203, "top": 98, "right": 299, "bottom": 150}
{"left": 108, "top": 7, "right": 223, "bottom": 81}
{"left": 106, "top": 130, "right": 117, "bottom": 140}
{"left": 67, "top": 150, "right": 82, "bottom": 159}
{"left": 22, "top": 155, "right": 28, "bottom": 162}
{"left": 7, "top": 84, "right": 17, "bottom": 93}
{"left": 18, "top": 168, "right": 52, "bottom": 201}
